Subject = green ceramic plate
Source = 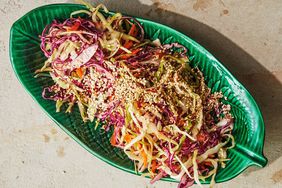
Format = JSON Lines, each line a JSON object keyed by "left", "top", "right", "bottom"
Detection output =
{"left": 9, "top": 3, "right": 267, "bottom": 184}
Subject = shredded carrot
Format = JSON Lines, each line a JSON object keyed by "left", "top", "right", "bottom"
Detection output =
{"left": 136, "top": 143, "right": 148, "bottom": 167}
{"left": 197, "top": 132, "right": 206, "bottom": 143}
{"left": 94, "top": 22, "right": 102, "bottom": 29}
{"left": 178, "top": 119, "right": 186, "bottom": 126}
{"left": 128, "top": 24, "right": 137, "bottom": 37}
{"left": 110, "top": 131, "right": 117, "bottom": 146}
{"left": 141, "top": 149, "right": 148, "bottom": 167}
{"left": 124, "top": 134, "right": 134, "bottom": 143}
{"left": 137, "top": 143, "right": 142, "bottom": 150}
{"left": 75, "top": 67, "right": 84, "bottom": 78}
{"left": 123, "top": 41, "right": 133, "bottom": 49}
{"left": 116, "top": 24, "right": 138, "bottom": 56}
{"left": 68, "top": 21, "right": 80, "bottom": 31}
{"left": 118, "top": 48, "right": 142, "bottom": 60}
{"left": 132, "top": 48, "right": 142, "bottom": 54}
{"left": 151, "top": 160, "right": 158, "bottom": 173}
{"left": 121, "top": 24, "right": 137, "bottom": 50}
{"left": 108, "top": 95, "right": 115, "bottom": 102}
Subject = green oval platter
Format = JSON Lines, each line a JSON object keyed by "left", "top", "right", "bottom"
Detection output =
{"left": 9, "top": 3, "right": 267, "bottom": 184}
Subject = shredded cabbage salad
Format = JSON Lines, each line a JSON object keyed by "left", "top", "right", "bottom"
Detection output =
{"left": 36, "top": 2, "right": 235, "bottom": 187}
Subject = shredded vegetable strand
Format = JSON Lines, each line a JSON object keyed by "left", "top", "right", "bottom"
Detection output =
{"left": 37, "top": 2, "right": 235, "bottom": 188}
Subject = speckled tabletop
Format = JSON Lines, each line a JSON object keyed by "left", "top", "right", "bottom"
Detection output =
{"left": 1, "top": 0, "right": 282, "bottom": 188}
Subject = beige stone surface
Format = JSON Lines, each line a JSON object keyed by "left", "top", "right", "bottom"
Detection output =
{"left": 1, "top": 0, "right": 282, "bottom": 187}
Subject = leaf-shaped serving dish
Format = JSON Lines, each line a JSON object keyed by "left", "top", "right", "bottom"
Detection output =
{"left": 9, "top": 4, "right": 267, "bottom": 184}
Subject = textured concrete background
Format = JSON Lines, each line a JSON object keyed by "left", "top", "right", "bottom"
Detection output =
{"left": 1, "top": 0, "right": 282, "bottom": 187}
